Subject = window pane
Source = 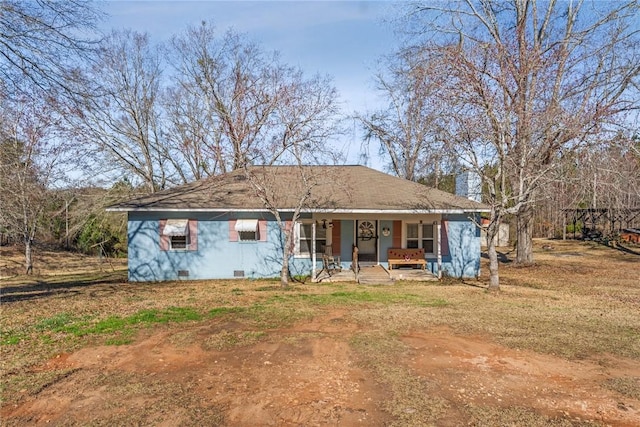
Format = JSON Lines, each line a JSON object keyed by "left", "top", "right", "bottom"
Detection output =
{"left": 300, "top": 224, "right": 311, "bottom": 239}
{"left": 407, "top": 240, "right": 419, "bottom": 249}
{"left": 407, "top": 224, "right": 418, "bottom": 238}
{"left": 422, "top": 224, "right": 433, "bottom": 238}
{"left": 300, "top": 238, "right": 311, "bottom": 254}
{"left": 171, "top": 236, "right": 187, "bottom": 249}
{"left": 239, "top": 231, "right": 257, "bottom": 241}
{"left": 300, "top": 223, "right": 326, "bottom": 239}
{"left": 423, "top": 240, "right": 434, "bottom": 253}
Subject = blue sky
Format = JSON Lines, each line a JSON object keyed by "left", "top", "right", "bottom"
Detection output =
{"left": 100, "top": 1, "right": 402, "bottom": 167}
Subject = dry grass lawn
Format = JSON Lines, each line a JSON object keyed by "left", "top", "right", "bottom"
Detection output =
{"left": 1, "top": 239, "right": 639, "bottom": 426}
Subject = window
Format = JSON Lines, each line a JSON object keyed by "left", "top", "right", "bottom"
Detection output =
{"left": 296, "top": 222, "right": 326, "bottom": 257}
{"left": 406, "top": 223, "right": 434, "bottom": 253}
{"left": 160, "top": 219, "right": 197, "bottom": 251}
{"left": 235, "top": 219, "right": 258, "bottom": 241}
{"left": 229, "top": 219, "right": 267, "bottom": 242}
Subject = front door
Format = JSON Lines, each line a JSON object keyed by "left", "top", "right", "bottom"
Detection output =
{"left": 357, "top": 220, "right": 377, "bottom": 264}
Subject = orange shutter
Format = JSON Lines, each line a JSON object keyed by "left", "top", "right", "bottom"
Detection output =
{"left": 440, "top": 220, "right": 449, "bottom": 256}
{"left": 392, "top": 221, "right": 402, "bottom": 248}
{"left": 331, "top": 220, "right": 341, "bottom": 255}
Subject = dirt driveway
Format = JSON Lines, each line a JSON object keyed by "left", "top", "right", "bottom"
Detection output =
{"left": 3, "top": 308, "right": 639, "bottom": 426}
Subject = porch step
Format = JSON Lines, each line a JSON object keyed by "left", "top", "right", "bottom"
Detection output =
{"left": 357, "top": 265, "right": 394, "bottom": 285}
{"left": 358, "top": 277, "right": 395, "bottom": 285}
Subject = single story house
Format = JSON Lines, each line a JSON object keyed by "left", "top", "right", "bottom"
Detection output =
{"left": 107, "top": 165, "right": 489, "bottom": 281}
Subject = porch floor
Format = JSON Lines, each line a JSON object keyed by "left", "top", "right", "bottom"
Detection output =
{"left": 388, "top": 266, "right": 439, "bottom": 282}
{"left": 315, "top": 264, "right": 438, "bottom": 284}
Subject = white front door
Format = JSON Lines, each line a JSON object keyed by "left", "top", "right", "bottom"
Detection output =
{"left": 357, "top": 220, "right": 377, "bottom": 263}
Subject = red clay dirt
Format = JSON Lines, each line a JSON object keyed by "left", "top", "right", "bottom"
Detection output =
{"left": 2, "top": 310, "right": 639, "bottom": 426}
{"left": 403, "top": 328, "right": 640, "bottom": 426}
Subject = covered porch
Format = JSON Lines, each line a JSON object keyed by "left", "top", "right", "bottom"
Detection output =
{"left": 304, "top": 215, "right": 448, "bottom": 282}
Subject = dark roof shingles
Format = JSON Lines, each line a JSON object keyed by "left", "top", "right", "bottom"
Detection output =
{"left": 109, "top": 165, "right": 488, "bottom": 212}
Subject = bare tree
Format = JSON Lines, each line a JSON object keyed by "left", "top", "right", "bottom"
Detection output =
{"left": 162, "top": 85, "right": 222, "bottom": 181}
{"left": 0, "top": 0, "right": 101, "bottom": 100}
{"left": 243, "top": 65, "right": 343, "bottom": 288}
{"left": 0, "top": 92, "right": 69, "bottom": 273}
{"left": 403, "top": 0, "right": 640, "bottom": 267}
{"left": 358, "top": 48, "right": 454, "bottom": 183}
{"left": 167, "top": 23, "right": 343, "bottom": 174}
{"left": 0, "top": 1, "right": 102, "bottom": 271}
{"left": 244, "top": 166, "right": 319, "bottom": 288}
{"left": 447, "top": 107, "right": 510, "bottom": 290}
{"left": 75, "top": 30, "right": 171, "bottom": 193}
{"left": 167, "top": 23, "right": 344, "bottom": 287}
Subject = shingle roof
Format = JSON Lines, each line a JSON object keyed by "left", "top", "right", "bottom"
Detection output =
{"left": 107, "top": 165, "right": 489, "bottom": 213}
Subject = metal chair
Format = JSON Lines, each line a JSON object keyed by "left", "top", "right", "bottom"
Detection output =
{"left": 321, "top": 244, "right": 341, "bottom": 276}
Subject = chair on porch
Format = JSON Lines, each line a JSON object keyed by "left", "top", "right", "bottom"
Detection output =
{"left": 321, "top": 244, "right": 342, "bottom": 276}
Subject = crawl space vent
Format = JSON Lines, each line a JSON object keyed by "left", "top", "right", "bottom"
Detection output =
{"left": 177, "top": 270, "right": 189, "bottom": 278}
{"left": 234, "top": 270, "right": 245, "bottom": 278}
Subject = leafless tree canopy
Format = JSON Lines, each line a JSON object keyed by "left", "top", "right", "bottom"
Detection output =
{"left": 393, "top": 0, "right": 640, "bottom": 286}
{"left": 0, "top": 0, "right": 103, "bottom": 272}
{"left": 167, "top": 23, "right": 343, "bottom": 172}
{"left": 2, "top": 4, "right": 344, "bottom": 278}
{"left": 76, "top": 30, "right": 168, "bottom": 193}
{"left": 0, "top": 92, "right": 71, "bottom": 273}
{"left": 69, "top": 23, "right": 343, "bottom": 192}
{"left": 0, "top": 0, "right": 102, "bottom": 99}
{"left": 359, "top": 48, "right": 455, "bottom": 183}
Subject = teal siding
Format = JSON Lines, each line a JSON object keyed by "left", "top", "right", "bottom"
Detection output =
{"left": 127, "top": 213, "right": 481, "bottom": 281}
{"left": 378, "top": 220, "right": 395, "bottom": 261}
{"left": 438, "top": 214, "right": 481, "bottom": 278}
{"left": 128, "top": 212, "right": 313, "bottom": 282}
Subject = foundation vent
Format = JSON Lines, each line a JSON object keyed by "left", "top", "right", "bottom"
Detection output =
{"left": 177, "top": 270, "right": 189, "bottom": 278}
{"left": 234, "top": 270, "right": 245, "bottom": 278}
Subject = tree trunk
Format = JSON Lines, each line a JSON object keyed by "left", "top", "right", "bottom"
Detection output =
{"left": 516, "top": 204, "right": 535, "bottom": 264}
{"left": 487, "top": 240, "right": 500, "bottom": 291}
{"left": 25, "top": 238, "right": 33, "bottom": 275}
{"left": 485, "top": 220, "right": 500, "bottom": 291}
{"left": 280, "top": 265, "right": 289, "bottom": 288}
{"left": 280, "top": 231, "right": 291, "bottom": 288}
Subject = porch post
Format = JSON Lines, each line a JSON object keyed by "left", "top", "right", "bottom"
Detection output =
{"left": 312, "top": 221, "right": 317, "bottom": 280}
{"left": 436, "top": 220, "right": 442, "bottom": 279}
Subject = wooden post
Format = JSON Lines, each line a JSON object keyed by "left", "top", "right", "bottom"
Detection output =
{"left": 312, "top": 221, "right": 317, "bottom": 281}
{"left": 352, "top": 244, "right": 359, "bottom": 281}
{"left": 436, "top": 221, "right": 442, "bottom": 279}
